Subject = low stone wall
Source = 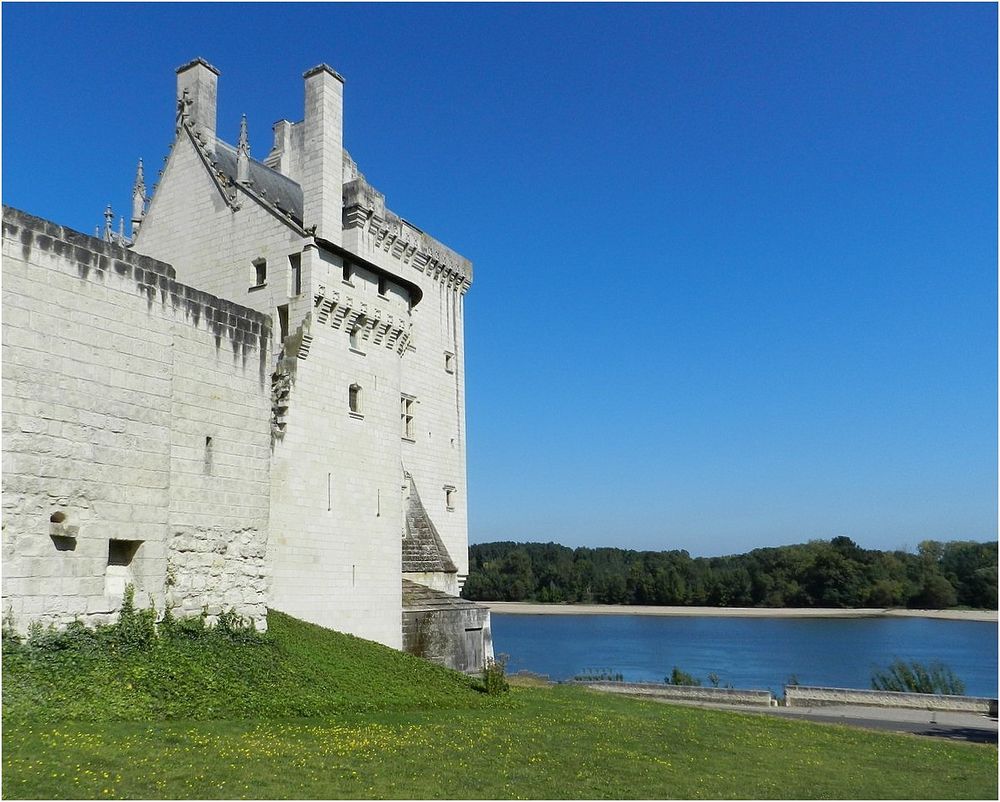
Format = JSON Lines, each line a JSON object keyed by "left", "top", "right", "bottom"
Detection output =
{"left": 576, "top": 681, "right": 775, "bottom": 707}
{"left": 785, "top": 685, "right": 997, "bottom": 714}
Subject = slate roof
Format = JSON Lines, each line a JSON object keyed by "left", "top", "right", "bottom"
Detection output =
{"left": 402, "top": 579, "right": 483, "bottom": 612}
{"left": 402, "top": 474, "right": 458, "bottom": 574}
{"left": 212, "top": 141, "right": 304, "bottom": 223}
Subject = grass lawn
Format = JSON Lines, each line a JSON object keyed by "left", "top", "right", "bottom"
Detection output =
{"left": 3, "top": 611, "right": 996, "bottom": 799}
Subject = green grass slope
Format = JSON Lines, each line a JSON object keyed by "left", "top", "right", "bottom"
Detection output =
{"left": 3, "top": 610, "right": 996, "bottom": 799}
{"left": 2, "top": 610, "right": 491, "bottom": 724}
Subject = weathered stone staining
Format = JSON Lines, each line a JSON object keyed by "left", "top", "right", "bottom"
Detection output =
{"left": 1, "top": 57, "right": 490, "bottom": 672}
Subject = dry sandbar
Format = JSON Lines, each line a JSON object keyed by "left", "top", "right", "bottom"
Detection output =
{"left": 482, "top": 602, "right": 997, "bottom": 622}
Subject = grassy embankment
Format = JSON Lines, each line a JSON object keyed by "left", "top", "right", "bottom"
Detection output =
{"left": 3, "top": 610, "right": 996, "bottom": 799}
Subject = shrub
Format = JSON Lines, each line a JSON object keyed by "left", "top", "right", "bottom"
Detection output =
{"left": 482, "top": 653, "right": 509, "bottom": 696}
{"left": 111, "top": 585, "right": 156, "bottom": 651}
{"left": 871, "top": 659, "right": 965, "bottom": 695}
{"left": 667, "top": 666, "right": 701, "bottom": 687}
{"left": 214, "top": 608, "right": 264, "bottom": 645}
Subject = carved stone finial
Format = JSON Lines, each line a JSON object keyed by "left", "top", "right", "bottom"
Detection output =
{"left": 237, "top": 114, "right": 251, "bottom": 185}
{"left": 131, "top": 158, "right": 147, "bottom": 240}
{"left": 133, "top": 158, "right": 146, "bottom": 196}
{"left": 103, "top": 204, "right": 114, "bottom": 242}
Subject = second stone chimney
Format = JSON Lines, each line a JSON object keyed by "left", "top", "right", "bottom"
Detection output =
{"left": 301, "top": 64, "right": 344, "bottom": 245}
{"left": 176, "top": 58, "right": 219, "bottom": 154}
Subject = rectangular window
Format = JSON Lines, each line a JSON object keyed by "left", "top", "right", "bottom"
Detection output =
{"left": 349, "top": 383, "right": 363, "bottom": 416}
{"left": 105, "top": 539, "right": 142, "bottom": 600}
{"left": 289, "top": 253, "right": 302, "bottom": 296}
{"left": 401, "top": 395, "right": 415, "bottom": 440}
{"left": 378, "top": 275, "right": 388, "bottom": 297}
{"left": 444, "top": 486, "right": 456, "bottom": 511}
{"left": 342, "top": 260, "right": 352, "bottom": 284}
{"left": 444, "top": 352, "right": 455, "bottom": 374}
{"left": 252, "top": 258, "right": 267, "bottom": 288}
{"left": 278, "top": 304, "right": 289, "bottom": 340}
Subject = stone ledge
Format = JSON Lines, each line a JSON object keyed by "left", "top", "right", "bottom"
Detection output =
{"left": 785, "top": 685, "right": 997, "bottom": 714}
{"left": 575, "top": 681, "right": 776, "bottom": 707}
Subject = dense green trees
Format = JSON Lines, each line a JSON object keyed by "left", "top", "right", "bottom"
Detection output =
{"left": 462, "top": 538, "right": 997, "bottom": 610}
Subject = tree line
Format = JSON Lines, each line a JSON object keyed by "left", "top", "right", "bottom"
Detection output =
{"left": 462, "top": 537, "right": 997, "bottom": 610}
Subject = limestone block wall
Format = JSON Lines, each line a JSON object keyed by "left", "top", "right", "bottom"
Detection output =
{"left": 269, "top": 311, "right": 406, "bottom": 648}
{"left": 402, "top": 605, "right": 492, "bottom": 674}
{"left": 133, "top": 132, "right": 308, "bottom": 357}
{"left": 784, "top": 685, "right": 996, "bottom": 713}
{"left": 575, "top": 682, "right": 777, "bottom": 707}
{"left": 342, "top": 225, "right": 471, "bottom": 580}
{"left": 1, "top": 207, "right": 272, "bottom": 633}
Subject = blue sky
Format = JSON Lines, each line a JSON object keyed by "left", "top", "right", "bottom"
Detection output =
{"left": 3, "top": 4, "right": 996, "bottom": 556}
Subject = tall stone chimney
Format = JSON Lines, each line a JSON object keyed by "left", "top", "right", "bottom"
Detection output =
{"left": 301, "top": 64, "right": 344, "bottom": 245}
{"left": 176, "top": 58, "right": 219, "bottom": 154}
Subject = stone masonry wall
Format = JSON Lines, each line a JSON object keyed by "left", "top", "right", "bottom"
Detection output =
{"left": 576, "top": 681, "right": 777, "bottom": 707}
{"left": 1, "top": 207, "right": 272, "bottom": 633}
{"left": 785, "top": 685, "right": 996, "bottom": 713}
{"left": 342, "top": 224, "right": 471, "bottom": 581}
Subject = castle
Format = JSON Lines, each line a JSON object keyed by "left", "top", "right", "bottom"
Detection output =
{"left": 1, "top": 58, "right": 491, "bottom": 672}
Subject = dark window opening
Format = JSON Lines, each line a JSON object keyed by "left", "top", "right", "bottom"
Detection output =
{"left": 50, "top": 511, "right": 66, "bottom": 524}
{"left": 342, "top": 261, "right": 352, "bottom": 283}
{"left": 278, "top": 304, "right": 289, "bottom": 340}
{"left": 378, "top": 275, "right": 388, "bottom": 296}
{"left": 253, "top": 258, "right": 267, "bottom": 287}
{"left": 204, "top": 436, "right": 213, "bottom": 474}
{"left": 289, "top": 253, "right": 302, "bottom": 295}
{"left": 108, "top": 539, "right": 142, "bottom": 567}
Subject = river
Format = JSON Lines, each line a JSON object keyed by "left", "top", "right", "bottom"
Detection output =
{"left": 490, "top": 613, "right": 999, "bottom": 697}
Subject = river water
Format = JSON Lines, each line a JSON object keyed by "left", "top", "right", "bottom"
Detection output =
{"left": 490, "top": 613, "right": 999, "bottom": 697}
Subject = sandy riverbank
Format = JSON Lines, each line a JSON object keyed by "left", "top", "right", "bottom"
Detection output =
{"left": 481, "top": 602, "right": 997, "bottom": 622}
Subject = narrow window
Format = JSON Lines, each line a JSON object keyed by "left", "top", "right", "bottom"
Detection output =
{"left": 378, "top": 275, "right": 388, "bottom": 297}
{"left": 444, "top": 352, "right": 455, "bottom": 374}
{"left": 401, "top": 395, "right": 415, "bottom": 440}
{"left": 327, "top": 472, "right": 332, "bottom": 512}
{"left": 349, "top": 383, "right": 363, "bottom": 415}
{"left": 342, "top": 260, "right": 352, "bottom": 284}
{"left": 289, "top": 253, "right": 302, "bottom": 296}
{"left": 278, "top": 304, "right": 289, "bottom": 340}
{"left": 349, "top": 316, "right": 366, "bottom": 351}
{"left": 444, "top": 486, "right": 456, "bottom": 511}
{"left": 352, "top": 564, "right": 357, "bottom": 587}
{"left": 376, "top": 488, "right": 381, "bottom": 517}
{"left": 252, "top": 258, "right": 267, "bottom": 288}
{"left": 204, "top": 436, "right": 213, "bottom": 474}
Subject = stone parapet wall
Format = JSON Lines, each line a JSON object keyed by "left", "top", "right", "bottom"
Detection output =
{"left": 2, "top": 206, "right": 272, "bottom": 633}
{"left": 576, "top": 681, "right": 776, "bottom": 707}
{"left": 784, "top": 685, "right": 997, "bottom": 714}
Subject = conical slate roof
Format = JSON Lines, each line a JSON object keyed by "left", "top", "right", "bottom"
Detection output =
{"left": 402, "top": 473, "right": 458, "bottom": 574}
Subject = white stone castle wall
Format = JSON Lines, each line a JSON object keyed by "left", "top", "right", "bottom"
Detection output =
{"left": 343, "top": 228, "right": 471, "bottom": 579}
{"left": 270, "top": 317, "right": 405, "bottom": 648}
{"left": 134, "top": 133, "right": 310, "bottom": 356}
{"left": 1, "top": 208, "right": 271, "bottom": 633}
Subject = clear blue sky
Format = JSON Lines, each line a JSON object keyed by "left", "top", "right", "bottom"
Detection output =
{"left": 3, "top": 3, "right": 996, "bottom": 556}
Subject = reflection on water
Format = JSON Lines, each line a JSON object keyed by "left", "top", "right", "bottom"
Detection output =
{"left": 491, "top": 614, "right": 999, "bottom": 697}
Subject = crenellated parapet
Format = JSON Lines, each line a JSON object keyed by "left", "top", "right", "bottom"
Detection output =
{"left": 343, "top": 177, "right": 472, "bottom": 292}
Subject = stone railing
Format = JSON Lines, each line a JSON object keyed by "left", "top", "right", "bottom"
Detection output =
{"left": 573, "top": 681, "right": 776, "bottom": 707}
{"left": 784, "top": 685, "right": 997, "bottom": 715}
